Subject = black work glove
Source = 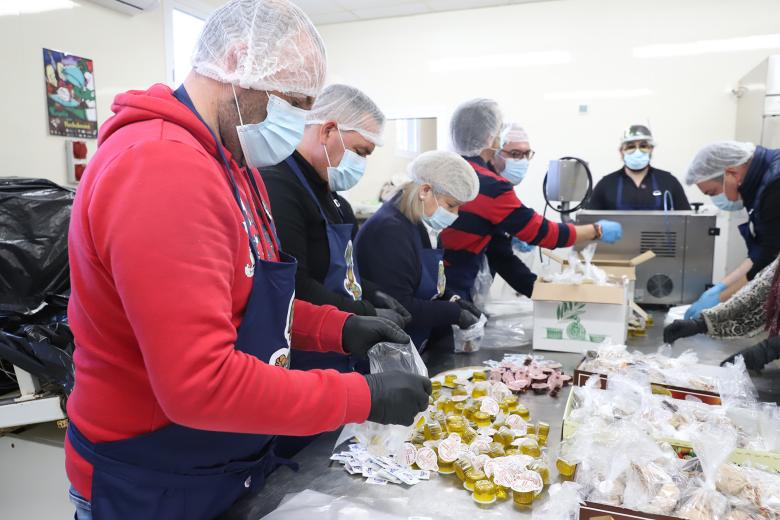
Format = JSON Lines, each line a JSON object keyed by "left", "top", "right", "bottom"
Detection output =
{"left": 721, "top": 336, "right": 780, "bottom": 372}
{"left": 663, "top": 318, "right": 707, "bottom": 344}
{"left": 375, "top": 308, "right": 407, "bottom": 327}
{"left": 457, "top": 309, "right": 479, "bottom": 330}
{"left": 371, "top": 291, "right": 412, "bottom": 328}
{"left": 342, "top": 315, "right": 410, "bottom": 358}
{"left": 453, "top": 297, "right": 483, "bottom": 319}
{"left": 364, "top": 371, "right": 432, "bottom": 425}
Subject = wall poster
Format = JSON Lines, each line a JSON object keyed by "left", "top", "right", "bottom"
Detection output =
{"left": 43, "top": 48, "right": 97, "bottom": 138}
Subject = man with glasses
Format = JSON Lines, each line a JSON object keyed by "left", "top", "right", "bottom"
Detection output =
{"left": 490, "top": 123, "right": 535, "bottom": 185}
{"left": 587, "top": 125, "right": 690, "bottom": 211}
{"left": 440, "top": 100, "right": 622, "bottom": 305}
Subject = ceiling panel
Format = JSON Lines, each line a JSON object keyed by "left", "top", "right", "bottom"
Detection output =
{"left": 351, "top": 2, "right": 428, "bottom": 20}
{"left": 305, "top": 0, "right": 563, "bottom": 25}
{"left": 194, "top": 0, "right": 563, "bottom": 25}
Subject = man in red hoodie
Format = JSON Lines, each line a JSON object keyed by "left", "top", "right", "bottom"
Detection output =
{"left": 65, "top": 1, "right": 431, "bottom": 518}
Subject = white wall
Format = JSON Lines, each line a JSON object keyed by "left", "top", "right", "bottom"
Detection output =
{"left": 0, "top": 1, "right": 168, "bottom": 186}
{"left": 318, "top": 0, "right": 780, "bottom": 218}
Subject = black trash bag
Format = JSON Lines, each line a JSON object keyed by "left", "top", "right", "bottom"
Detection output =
{"left": 0, "top": 177, "right": 75, "bottom": 315}
{"left": 0, "top": 311, "right": 74, "bottom": 395}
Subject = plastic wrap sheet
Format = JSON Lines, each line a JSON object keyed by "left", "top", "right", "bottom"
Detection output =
{"left": 261, "top": 489, "right": 409, "bottom": 520}
{"left": 480, "top": 298, "right": 533, "bottom": 349}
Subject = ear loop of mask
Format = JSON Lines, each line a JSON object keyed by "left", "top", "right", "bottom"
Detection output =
{"left": 232, "top": 84, "right": 272, "bottom": 127}
{"left": 231, "top": 84, "right": 244, "bottom": 126}
{"left": 323, "top": 125, "right": 347, "bottom": 168}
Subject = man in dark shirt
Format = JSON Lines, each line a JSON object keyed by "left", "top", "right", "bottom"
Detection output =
{"left": 587, "top": 125, "right": 690, "bottom": 211}
{"left": 262, "top": 84, "right": 410, "bottom": 324}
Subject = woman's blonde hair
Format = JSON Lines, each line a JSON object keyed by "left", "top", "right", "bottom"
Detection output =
{"left": 396, "top": 181, "right": 424, "bottom": 223}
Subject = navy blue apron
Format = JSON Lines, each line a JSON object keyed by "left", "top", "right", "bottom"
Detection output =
{"left": 282, "top": 156, "right": 364, "bottom": 374}
{"left": 616, "top": 171, "right": 662, "bottom": 210}
{"left": 66, "top": 86, "right": 299, "bottom": 520}
{"left": 407, "top": 225, "right": 446, "bottom": 349}
{"left": 738, "top": 216, "right": 761, "bottom": 262}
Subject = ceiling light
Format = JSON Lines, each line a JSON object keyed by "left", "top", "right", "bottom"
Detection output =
{"left": 634, "top": 33, "right": 780, "bottom": 58}
{"left": 430, "top": 50, "right": 572, "bottom": 72}
{"left": 0, "top": 0, "right": 77, "bottom": 16}
{"left": 544, "top": 88, "right": 653, "bottom": 100}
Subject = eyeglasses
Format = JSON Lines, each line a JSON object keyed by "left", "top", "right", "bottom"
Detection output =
{"left": 622, "top": 142, "right": 653, "bottom": 153}
{"left": 500, "top": 149, "right": 535, "bottom": 160}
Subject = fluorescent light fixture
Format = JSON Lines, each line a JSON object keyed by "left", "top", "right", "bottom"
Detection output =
{"left": 0, "top": 0, "right": 77, "bottom": 16}
{"left": 430, "top": 50, "right": 572, "bottom": 72}
{"left": 634, "top": 33, "right": 780, "bottom": 58}
{"left": 544, "top": 88, "right": 653, "bottom": 101}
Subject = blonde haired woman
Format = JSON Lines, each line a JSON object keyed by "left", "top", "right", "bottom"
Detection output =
{"left": 355, "top": 151, "right": 481, "bottom": 352}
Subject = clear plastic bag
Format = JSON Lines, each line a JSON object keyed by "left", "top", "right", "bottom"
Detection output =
{"left": 677, "top": 425, "right": 736, "bottom": 520}
{"left": 367, "top": 341, "right": 428, "bottom": 377}
{"left": 580, "top": 242, "right": 609, "bottom": 285}
{"left": 452, "top": 314, "right": 487, "bottom": 353}
{"left": 665, "top": 304, "right": 691, "bottom": 326}
{"left": 471, "top": 255, "right": 494, "bottom": 309}
{"left": 335, "top": 341, "right": 428, "bottom": 455}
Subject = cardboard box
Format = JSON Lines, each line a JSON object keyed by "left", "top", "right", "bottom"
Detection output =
{"left": 573, "top": 357, "right": 723, "bottom": 405}
{"left": 561, "top": 390, "right": 780, "bottom": 471}
{"left": 532, "top": 281, "right": 629, "bottom": 353}
{"left": 579, "top": 501, "right": 682, "bottom": 520}
{"left": 545, "top": 249, "right": 655, "bottom": 308}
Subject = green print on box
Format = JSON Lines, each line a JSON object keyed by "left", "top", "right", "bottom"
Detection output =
{"left": 545, "top": 302, "right": 607, "bottom": 343}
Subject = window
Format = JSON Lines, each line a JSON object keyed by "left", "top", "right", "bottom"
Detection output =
{"left": 171, "top": 8, "right": 205, "bottom": 86}
{"left": 396, "top": 118, "right": 421, "bottom": 156}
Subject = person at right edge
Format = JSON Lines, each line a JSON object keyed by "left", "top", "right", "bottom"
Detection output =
{"left": 684, "top": 141, "right": 780, "bottom": 319}
{"left": 64, "top": 2, "right": 430, "bottom": 519}
{"left": 586, "top": 125, "right": 690, "bottom": 211}
{"left": 663, "top": 257, "right": 780, "bottom": 374}
{"left": 439, "top": 98, "right": 624, "bottom": 303}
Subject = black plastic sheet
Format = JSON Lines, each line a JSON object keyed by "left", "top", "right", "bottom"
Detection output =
{"left": 0, "top": 177, "right": 74, "bottom": 315}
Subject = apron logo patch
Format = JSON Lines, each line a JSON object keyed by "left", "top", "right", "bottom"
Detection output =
{"left": 269, "top": 347, "right": 291, "bottom": 368}
{"left": 436, "top": 260, "right": 446, "bottom": 298}
{"left": 343, "top": 240, "right": 363, "bottom": 301}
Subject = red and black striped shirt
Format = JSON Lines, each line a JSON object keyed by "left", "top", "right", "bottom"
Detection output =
{"left": 439, "top": 157, "right": 576, "bottom": 297}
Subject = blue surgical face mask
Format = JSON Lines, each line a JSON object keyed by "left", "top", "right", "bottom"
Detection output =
{"left": 234, "top": 86, "right": 307, "bottom": 169}
{"left": 325, "top": 128, "right": 367, "bottom": 192}
{"left": 624, "top": 149, "right": 651, "bottom": 171}
{"left": 502, "top": 158, "right": 529, "bottom": 185}
{"left": 422, "top": 194, "right": 458, "bottom": 231}
{"left": 711, "top": 192, "right": 744, "bottom": 212}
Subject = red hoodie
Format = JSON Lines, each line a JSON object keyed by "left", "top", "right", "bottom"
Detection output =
{"left": 66, "top": 84, "right": 371, "bottom": 499}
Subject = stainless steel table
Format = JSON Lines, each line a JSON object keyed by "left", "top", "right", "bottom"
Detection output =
{"left": 221, "top": 311, "right": 779, "bottom": 520}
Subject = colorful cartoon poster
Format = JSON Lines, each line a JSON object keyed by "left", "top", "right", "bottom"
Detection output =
{"left": 43, "top": 48, "right": 97, "bottom": 139}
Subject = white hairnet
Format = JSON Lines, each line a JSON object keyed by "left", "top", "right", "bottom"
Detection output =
{"left": 685, "top": 141, "right": 756, "bottom": 185}
{"left": 450, "top": 99, "right": 503, "bottom": 156}
{"left": 191, "top": 0, "right": 326, "bottom": 97}
{"left": 305, "top": 84, "right": 386, "bottom": 146}
{"left": 501, "top": 123, "right": 530, "bottom": 147}
{"left": 409, "top": 150, "right": 479, "bottom": 203}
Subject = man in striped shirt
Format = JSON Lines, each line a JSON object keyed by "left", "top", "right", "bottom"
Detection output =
{"left": 439, "top": 99, "right": 623, "bottom": 301}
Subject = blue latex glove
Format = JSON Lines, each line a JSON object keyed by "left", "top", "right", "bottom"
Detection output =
{"left": 684, "top": 283, "right": 726, "bottom": 319}
{"left": 512, "top": 237, "right": 535, "bottom": 253}
{"left": 596, "top": 220, "right": 622, "bottom": 243}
